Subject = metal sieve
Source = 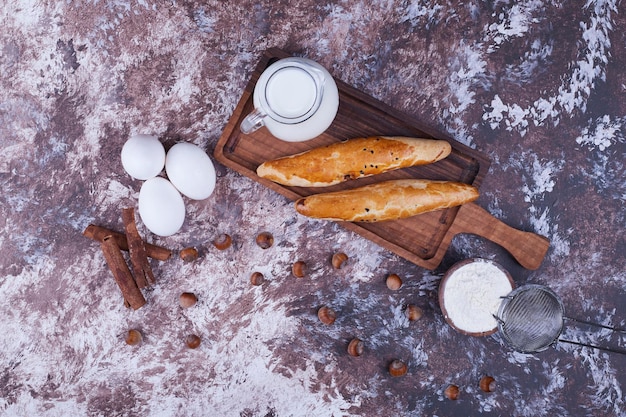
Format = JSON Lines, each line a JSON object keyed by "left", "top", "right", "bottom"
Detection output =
{"left": 495, "top": 284, "right": 626, "bottom": 355}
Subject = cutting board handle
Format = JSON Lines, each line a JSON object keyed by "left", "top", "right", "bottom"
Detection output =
{"left": 452, "top": 203, "right": 550, "bottom": 270}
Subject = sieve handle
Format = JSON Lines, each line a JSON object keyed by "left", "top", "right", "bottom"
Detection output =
{"left": 564, "top": 316, "right": 626, "bottom": 333}
{"left": 451, "top": 203, "right": 550, "bottom": 270}
{"left": 558, "top": 339, "right": 626, "bottom": 356}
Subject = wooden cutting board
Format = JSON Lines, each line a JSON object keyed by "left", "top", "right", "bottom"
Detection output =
{"left": 214, "top": 48, "right": 549, "bottom": 270}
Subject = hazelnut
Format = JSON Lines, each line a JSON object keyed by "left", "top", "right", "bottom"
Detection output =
{"left": 180, "top": 247, "right": 199, "bottom": 262}
{"left": 317, "top": 306, "right": 336, "bottom": 325}
{"left": 331, "top": 252, "right": 348, "bottom": 269}
{"left": 212, "top": 233, "right": 232, "bottom": 250}
{"left": 185, "top": 334, "right": 201, "bottom": 349}
{"left": 406, "top": 304, "right": 423, "bottom": 321}
{"left": 125, "top": 329, "right": 143, "bottom": 346}
{"left": 386, "top": 273, "right": 402, "bottom": 290}
{"left": 444, "top": 384, "right": 460, "bottom": 400}
{"left": 479, "top": 376, "right": 496, "bottom": 393}
{"left": 388, "top": 359, "right": 407, "bottom": 377}
{"left": 179, "top": 292, "right": 198, "bottom": 308}
{"left": 250, "top": 271, "right": 265, "bottom": 286}
{"left": 292, "top": 260, "right": 306, "bottom": 278}
{"left": 255, "top": 232, "right": 274, "bottom": 249}
{"left": 347, "top": 338, "right": 364, "bottom": 357}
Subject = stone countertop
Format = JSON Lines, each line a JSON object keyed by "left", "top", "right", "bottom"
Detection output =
{"left": 1, "top": 1, "right": 625, "bottom": 416}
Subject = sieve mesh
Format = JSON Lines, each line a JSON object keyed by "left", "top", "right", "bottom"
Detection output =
{"left": 496, "top": 285, "right": 564, "bottom": 353}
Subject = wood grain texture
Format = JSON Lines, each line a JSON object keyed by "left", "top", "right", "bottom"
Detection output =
{"left": 215, "top": 48, "right": 548, "bottom": 269}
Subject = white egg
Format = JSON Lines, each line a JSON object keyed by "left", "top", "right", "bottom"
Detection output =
{"left": 138, "top": 177, "right": 185, "bottom": 236}
{"left": 121, "top": 134, "right": 166, "bottom": 180}
{"left": 165, "top": 142, "right": 217, "bottom": 200}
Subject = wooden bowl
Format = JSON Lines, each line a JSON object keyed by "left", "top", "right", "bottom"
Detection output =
{"left": 438, "top": 258, "right": 515, "bottom": 337}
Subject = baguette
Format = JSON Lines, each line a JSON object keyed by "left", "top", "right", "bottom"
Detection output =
{"left": 257, "top": 136, "right": 451, "bottom": 187}
{"left": 294, "top": 179, "right": 479, "bottom": 222}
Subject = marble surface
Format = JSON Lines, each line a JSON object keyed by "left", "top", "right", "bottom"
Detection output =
{"left": 1, "top": 1, "right": 625, "bottom": 416}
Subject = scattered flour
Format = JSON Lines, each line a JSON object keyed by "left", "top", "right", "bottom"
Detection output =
{"left": 441, "top": 260, "right": 513, "bottom": 333}
{"left": 482, "top": 0, "right": 618, "bottom": 132}
{"left": 575, "top": 114, "right": 625, "bottom": 152}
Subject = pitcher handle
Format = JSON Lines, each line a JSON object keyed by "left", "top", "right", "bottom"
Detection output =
{"left": 240, "top": 108, "right": 267, "bottom": 134}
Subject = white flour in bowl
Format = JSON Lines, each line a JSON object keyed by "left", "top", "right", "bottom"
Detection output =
{"left": 441, "top": 260, "right": 513, "bottom": 334}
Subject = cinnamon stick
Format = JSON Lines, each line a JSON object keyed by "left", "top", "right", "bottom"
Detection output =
{"left": 100, "top": 235, "right": 146, "bottom": 310}
{"left": 121, "top": 208, "right": 155, "bottom": 287}
{"left": 83, "top": 224, "right": 171, "bottom": 261}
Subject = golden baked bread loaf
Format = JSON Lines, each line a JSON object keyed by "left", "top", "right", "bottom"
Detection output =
{"left": 256, "top": 136, "right": 451, "bottom": 187}
{"left": 294, "top": 179, "right": 479, "bottom": 222}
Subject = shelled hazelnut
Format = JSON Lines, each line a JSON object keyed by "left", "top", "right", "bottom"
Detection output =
{"left": 406, "top": 304, "right": 423, "bottom": 321}
{"left": 212, "top": 233, "right": 232, "bottom": 250}
{"left": 255, "top": 232, "right": 274, "bottom": 249}
{"left": 331, "top": 252, "right": 348, "bottom": 269}
{"left": 185, "top": 334, "right": 201, "bottom": 349}
{"left": 444, "top": 384, "right": 460, "bottom": 400}
{"left": 386, "top": 273, "right": 402, "bottom": 290}
{"left": 250, "top": 272, "right": 265, "bottom": 286}
{"left": 317, "top": 306, "right": 336, "bottom": 325}
{"left": 479, "top": 376, "right": 496, "bottom": 393}
{"left": 180, "top": 247, "right": 199, "bottom": 262}
{"left": 292, "top": 261, "right": 307, "bottom": 278}
{"left": 388, "top": 360, "right": 407, "bottom": 377}
{"left": 179, "top": 292, "right": 198, "bottom": 308}
{"left": 125, "top": 329, "right": 143, "bottom": 346}
{"left": 347, "top": 338, "right": 364, "bottom": 357}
